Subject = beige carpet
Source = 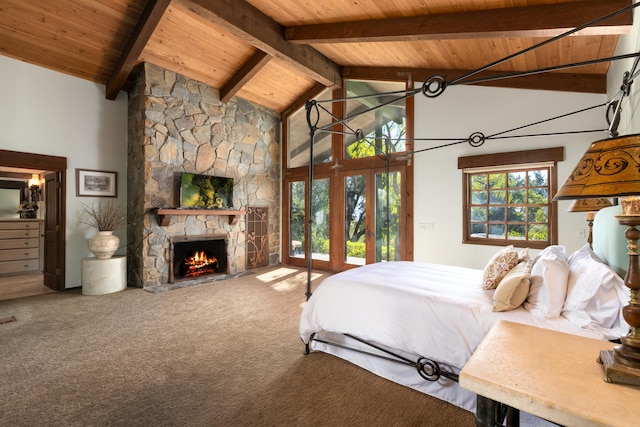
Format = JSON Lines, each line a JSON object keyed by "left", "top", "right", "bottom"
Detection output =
{"left": 0, "top": 265, "right": 474, "bottom": 426}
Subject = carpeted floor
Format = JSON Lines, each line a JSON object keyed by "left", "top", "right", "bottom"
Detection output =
{"left": 0, "top": 265, "right": 474, "bottom": 426}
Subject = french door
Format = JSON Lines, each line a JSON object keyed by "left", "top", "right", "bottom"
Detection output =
{"left": 285, "top": 166, "right": 407, "bottom": 271}
{"left": 341, "top": 167, "right": 404, "bottom": 269}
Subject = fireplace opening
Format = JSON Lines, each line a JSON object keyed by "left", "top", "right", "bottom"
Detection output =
{"left": 170, "top": 235, "right": 228, "bottom": 283}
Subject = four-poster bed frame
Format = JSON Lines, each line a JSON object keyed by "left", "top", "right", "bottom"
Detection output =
{"left": 300, "top": 0, "right": 640, "bottom": 394}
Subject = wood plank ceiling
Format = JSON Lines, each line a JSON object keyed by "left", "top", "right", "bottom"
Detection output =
{"left": 0, "top": 0, "right": 634, "bottom": 115}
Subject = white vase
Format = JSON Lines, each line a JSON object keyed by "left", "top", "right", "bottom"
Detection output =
{"left": 88, "top": 230, "right": 120, "bottom": 259}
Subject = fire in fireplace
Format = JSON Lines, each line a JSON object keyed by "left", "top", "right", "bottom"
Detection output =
{"left": 182, "top": 251, "right": 218, "bottom": 277}
{"left": 170, "top": 235, "right": 228, "bottom": 283}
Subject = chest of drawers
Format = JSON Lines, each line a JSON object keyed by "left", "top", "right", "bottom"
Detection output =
{"left": 0, "top": 220, "right": 43, "bottom": 275}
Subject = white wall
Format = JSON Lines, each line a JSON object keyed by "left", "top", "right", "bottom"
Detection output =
{"left": 0, "top": 55, "right": 128, "bottom": 288}
{"left": 413, "top": 84, "right": 608, "bottom": 269}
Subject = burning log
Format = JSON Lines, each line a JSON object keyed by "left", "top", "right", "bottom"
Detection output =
{"left": 182, "top": 251, "right": 219, "bottom": 277}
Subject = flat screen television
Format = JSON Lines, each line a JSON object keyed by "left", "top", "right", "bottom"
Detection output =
{"left": 179, "top": 173, "right": 234, "bottom": 209}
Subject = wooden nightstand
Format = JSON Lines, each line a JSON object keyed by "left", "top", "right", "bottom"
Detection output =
{"left": 459, "top": 320, "right": 640, "bottom": 427}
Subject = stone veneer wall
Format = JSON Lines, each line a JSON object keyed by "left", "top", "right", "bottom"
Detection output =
{"left": 127, "top": 63, "right": 280, "bottom": 288}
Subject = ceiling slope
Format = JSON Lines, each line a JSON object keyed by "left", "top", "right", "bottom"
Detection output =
{"left": 0, "top": 0, "right": 634, "bottom": 113}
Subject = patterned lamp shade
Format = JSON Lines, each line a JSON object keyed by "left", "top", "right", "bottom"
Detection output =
{"left": 567, "top": 198, "right": 612, "bottom": 213}
{"left": 555, "top": 134, "right": 640, "bottom": 200}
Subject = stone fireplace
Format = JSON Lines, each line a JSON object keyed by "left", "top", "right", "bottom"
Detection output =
{"left": 126, "top": 63, "right": 281, "bottom": 289}
{"left": 170, "top": 235, "right": 228, "bottom": 283}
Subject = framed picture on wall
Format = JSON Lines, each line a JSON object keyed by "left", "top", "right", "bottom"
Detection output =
{"left": 76, "top": 169, "right": 117, "bottom": 197}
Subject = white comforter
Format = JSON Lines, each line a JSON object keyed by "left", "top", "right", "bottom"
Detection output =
{"left": 299, "top": 261, "right": 618, "bottom": 415}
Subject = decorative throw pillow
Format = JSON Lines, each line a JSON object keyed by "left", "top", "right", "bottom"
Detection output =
{"left": 524, "top": 245, "right": 569, "bottom": 319}
{"left": 562, "top": 244, "right": 627, "bottom": 330}
{"left": 518, "top": 247, "right": 530, "bottom": 261}
{"left": 493, "top": 258, "right": 533, "bottom": 312}
{"left": 482, "top": 245, "right": 519, "bottom": 290}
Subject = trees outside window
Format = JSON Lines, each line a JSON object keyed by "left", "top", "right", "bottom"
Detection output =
{"left": 284, "top": 79, "right": 412, "bottom": 270}
{"left": 460, "top": 148, "right": 562, "bottom": 249}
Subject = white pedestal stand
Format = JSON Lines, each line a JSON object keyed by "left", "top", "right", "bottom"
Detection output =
{"left": 81, "top": 256, "right": 127, "bottom": 295}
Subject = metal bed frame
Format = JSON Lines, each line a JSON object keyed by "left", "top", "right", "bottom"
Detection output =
{"left": 301, "top": 0, "right": 640, "bottom": 392}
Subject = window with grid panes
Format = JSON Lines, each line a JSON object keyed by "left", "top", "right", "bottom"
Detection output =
{"left": 460, "top": 148, "right": 562, "bottom": 249}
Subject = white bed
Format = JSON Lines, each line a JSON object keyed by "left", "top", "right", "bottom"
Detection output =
{"left": 299, "top": 205, "right": 630, "bottom": 424}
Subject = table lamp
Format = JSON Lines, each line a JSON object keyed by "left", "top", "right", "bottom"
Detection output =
{"left": 567, "top": 198, "right": 612, "bottom": 248}
{"left": 554, "top": 133, "right": 640, "bottom": 385}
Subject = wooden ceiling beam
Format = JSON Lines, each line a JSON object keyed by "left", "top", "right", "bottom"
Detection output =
{"left": 281, "top": 82, "right": 329, "bottom": 120}
{"left": 285, "top": 0, "right": 633, "bottom": 44}
{"left": 176, "top": 0, "right": 342, "bottom": 88}
{"left": 105, "top": 0, "right": 171, "bottom": 100}
{"left": 341, "top": 67, "right": 606, "bottom": 94}
{"left": 220, "top": 50, "right": 272, "bottom": 103}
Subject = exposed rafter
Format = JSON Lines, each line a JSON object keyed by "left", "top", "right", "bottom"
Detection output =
{"left": 341, "top": 67, "right": 607, "bottom": 94}
{"left": 221, "top": 51, "right": 272, "bottom": 103}
{"left": 284, "top": 0, "right": 632, "bottom": 44}
{"left": 176, "top": 0, "right": 342, "bottom": 88}
{"left": 281, "top": 83, "right": 329, "bottom": 120}
{"left": 10, "top": 0, "right": 622, "bottom": 110}
{"left": 106, "top": 0, "right": 172, "bottom": 100}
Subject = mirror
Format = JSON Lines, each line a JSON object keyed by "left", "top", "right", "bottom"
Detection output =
{"left": 0, "top": 180, "right": 26, "bottom": 218}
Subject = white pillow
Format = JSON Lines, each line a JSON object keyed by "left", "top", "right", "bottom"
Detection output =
{"left": 524, "top": 245, "right": 569, "bottom": 319}
{"left": 563, "top": 244, "right": 626, "bottom": 330}
{"left": 482, "top": 245, "right": 519, "bottom": 290}
{"left": 493, "top": 258, "right": 533, "bottom": 312}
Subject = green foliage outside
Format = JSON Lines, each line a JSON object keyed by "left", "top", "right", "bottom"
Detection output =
{"left": 346, "top": 241, "right": 366, "bottom": 258}
{"left": 471, "top": 169, "right": 550, "bottom": 242}
{"left": 290, "top": 83, "right": 406, "bottom": 262}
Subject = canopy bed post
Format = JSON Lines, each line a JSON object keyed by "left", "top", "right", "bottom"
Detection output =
{"left": 305, "top": 100, "right": 316, "bottom": 301}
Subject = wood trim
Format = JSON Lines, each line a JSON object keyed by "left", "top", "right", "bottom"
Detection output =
{"left": 0, "top": 150, "right": 66, "bottom": 171}
{"left": 461, "top": 161, "right": 559, "bottom": 249}
{"left": 404, "top": 87, "right": 414, "bottom": 261}
{"left": 156, "top": 209, "right": 245, "bottom": 226}
{"left": 457, "top": 147, "right": 565, "bottom": 170}
{"left": 0, "top": 150, "right": 66, "bottom": 290}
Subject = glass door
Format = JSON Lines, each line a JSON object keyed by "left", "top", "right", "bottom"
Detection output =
{"left": 343, "top": 168, "right": 402, "bottom": 267}
{"left": 288, "top": 181, "right": 306, "bottom": 259}
{"left": 375, "top": 170, "right": 401, "bottom": 263}
{"left": 344, "top": 174, "right": 367, "bottom": 265}
{"left": 287, "top": 178, "right": 331, "bottom": 267}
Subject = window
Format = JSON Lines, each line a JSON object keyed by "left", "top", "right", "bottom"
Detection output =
{"left": 287, "top": 88, "right": 333, "bottom": 168}
{"left": 459, "top": 148, "right": 563, "bottom": 249}
{"left": 282, "top": 78, "right": 414, "bottom": 271}
{"left": 344, "top": 80, "right": 407, "bottom": 159}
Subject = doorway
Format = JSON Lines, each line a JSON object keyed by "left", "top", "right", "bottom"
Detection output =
{"left": 0, "top": 149, "right": 66, "bottom": 297}
{"left": 284, "top": 165, "right": 408, "bottom": 272}
{"left": 341, "top": 167, "right": 404, "bottom": 269}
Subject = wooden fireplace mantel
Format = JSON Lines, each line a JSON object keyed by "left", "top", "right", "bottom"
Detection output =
{"left": 156, "top": 208, "right": 245, "bottom": 226}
